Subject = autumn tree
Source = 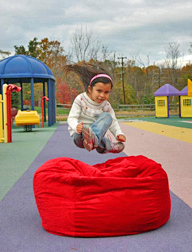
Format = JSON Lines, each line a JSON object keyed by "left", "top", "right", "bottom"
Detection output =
{"left": 180, "top": 64, "right": 192, "bottom": 88}
{"left": 12, "top": 37, "right": 192, "bottom": 106}
{"left": 14, "top": 37, "right": 68, "bottom": 104}
{"left": 14, "top": 37, "right": 67, "bottom": 75}
{"left": 144, "top": 65, "right": 160, "bottom": 92}
{"left": 56, "top": 78, "right": 78, "bottom": 104}
{"left": 14, "top": 37, "right": 38, "bottom": 57}
{"left": 126, "top": 64, "right": 144, "bottom": 100}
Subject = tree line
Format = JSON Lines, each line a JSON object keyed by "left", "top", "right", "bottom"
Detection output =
{"left": 1, "top": 29, "right": 192, "bottom": 107}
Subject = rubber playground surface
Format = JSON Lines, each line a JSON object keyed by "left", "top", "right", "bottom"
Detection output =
{"left": 0, "top": 116, "right": 192, "bottom": 252}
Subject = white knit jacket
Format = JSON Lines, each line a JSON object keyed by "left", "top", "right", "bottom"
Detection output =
{"left": 67, "top": 92, "right": 124, "bottom": 138}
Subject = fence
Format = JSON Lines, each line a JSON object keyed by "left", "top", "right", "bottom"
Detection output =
{"left": 56, "top": 104, "right": 72, "bottom": 110}
{"left": 56, "top": 103, "right": 179, "bottom": 114}
{"left": 118, "top": 104, "right": 155, "bottom": 111}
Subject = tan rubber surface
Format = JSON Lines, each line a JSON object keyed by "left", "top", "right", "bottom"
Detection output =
{"left": 120, "top": 121, "right": 192, "bottom": 208}
{"left": 123, "top": 121, "right": 192, "bottom": 143}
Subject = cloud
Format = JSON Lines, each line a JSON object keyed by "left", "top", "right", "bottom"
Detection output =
{"left": 0, "top": 0, "right": 192, "bottom": 65}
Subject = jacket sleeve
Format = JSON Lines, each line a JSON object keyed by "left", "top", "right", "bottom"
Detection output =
{"left": 108, "top": 107, "right": 125, "bottom": 138}
{"left": 67, "top": 98, "right": 82, "bottom": 133}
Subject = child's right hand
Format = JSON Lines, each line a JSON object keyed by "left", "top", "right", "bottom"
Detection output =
{"left": 76, "top": 122, "right": 84, "bottom": 134}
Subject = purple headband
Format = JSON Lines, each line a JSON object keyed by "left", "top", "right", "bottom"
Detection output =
{"left": 89, "top": 74, "right": 112, "bottom": 86}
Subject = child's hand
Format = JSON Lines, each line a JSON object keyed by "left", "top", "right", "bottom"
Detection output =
{"left": 116, "top": 134, "right": 126, "bottom": 142}
{"left": 76, "top": 122, "right": 84, "bottom": 134}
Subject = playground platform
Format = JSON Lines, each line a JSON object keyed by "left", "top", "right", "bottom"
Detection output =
{"left": 0, "top": 116, "right": 192, "bottom": 252}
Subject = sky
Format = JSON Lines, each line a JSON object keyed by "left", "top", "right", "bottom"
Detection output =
{"left": 0, "top": 0, "right": 192, "bottom": 66}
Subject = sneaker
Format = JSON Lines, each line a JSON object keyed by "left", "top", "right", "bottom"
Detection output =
{"left": 82, "top": 127, "right": 97, "bottom": 152}
{"left": 96, "top": 146, "right": 106, "bottom": 154}
{"left": 108, "top": 142, "right": 125, "bottom": 153}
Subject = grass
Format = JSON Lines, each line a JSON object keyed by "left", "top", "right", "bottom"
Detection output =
{"left": 33, "top": 106, "right": 69, "bottom": 121}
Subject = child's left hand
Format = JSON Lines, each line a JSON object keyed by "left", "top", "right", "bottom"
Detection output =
{"left": 116, "top": 134, "right": 126, "bottom": 142}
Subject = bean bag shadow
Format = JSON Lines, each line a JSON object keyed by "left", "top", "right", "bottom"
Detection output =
{"left": 33, "top": 155, "right": 171, "bottom": 237}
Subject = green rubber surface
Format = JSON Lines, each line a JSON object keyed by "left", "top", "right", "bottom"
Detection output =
{"left": 140, "top": 116, "right": 192, "bottom": 129}
{"left": 0, "top": 123, "right": 58, "bottom": 201}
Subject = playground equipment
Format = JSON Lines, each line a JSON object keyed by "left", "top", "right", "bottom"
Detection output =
{"left": 41, "top": 96, "right": 49, "bottom": 128}
{"left": 179, "top": 79, "right": 192, "bottom": 117}
{"left": 0, "top": 95, "right": 3, "bottom": 142}
{"left": 14, "top": 95, "right": 49, "bottom": 131}
{"left": 154, "top": 80, "right": 192, "bottom": 118}
{"left": 155, "top": 96, "right": 168, "bottom": 117}
{"left": 188, "top": 79, "right": 192, "bottom": 96}
{"left": 15, "top": 110, "right": 40, "bottom": 131}
{"left": 0, "top": 84, "right": 21, "bottom": 143}
{"left": 154, "top": 84, "right": 180, "bottom": 118}
{"left": 0, "top": 55, "right": 56, "bottom": 126}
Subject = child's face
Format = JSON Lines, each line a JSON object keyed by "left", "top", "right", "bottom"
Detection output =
{"left": 88, "top": 82, "right": 112, "bottom": 104}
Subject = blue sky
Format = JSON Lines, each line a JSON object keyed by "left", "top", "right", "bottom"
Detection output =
{"left": 0, "top": 0, "right": 192, "bottom": 66}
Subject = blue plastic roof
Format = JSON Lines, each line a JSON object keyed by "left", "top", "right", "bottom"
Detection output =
{"left": 180, "top": 86, "right": 188, "bottom": 96}
{"left": 0, "top": 55, "right": 55, "bottom": 82}
{"left": 154, "top": 84, "right": 180, "bottom": 96}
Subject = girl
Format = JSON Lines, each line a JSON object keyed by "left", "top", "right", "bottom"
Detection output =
{"left": 64, "top": 64, "right": 126, "bottom": 154}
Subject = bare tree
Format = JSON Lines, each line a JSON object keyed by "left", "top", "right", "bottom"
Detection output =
{"left": 70, "top": 26, "right": 111, "bottom": 63}
{"left": 88, "top": 40, "right": 101, "bottom": 61}
{"left": 164, "top": 42, "right": 182, "bottom": 87}
{"left": 188, "top": 42, "right": 192, "bottom": 54}
{"left": 71, "top": 26, "right": 92, "bottom": 62}
{"left": 101, "top": 45, "right": 112, "bottom": 62}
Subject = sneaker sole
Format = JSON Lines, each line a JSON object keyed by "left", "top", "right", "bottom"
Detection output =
{"left": 82, "top": 127, "right": 95, "bottom": 152}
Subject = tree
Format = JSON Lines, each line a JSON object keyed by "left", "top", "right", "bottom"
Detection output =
{"left": 14, "top": 45, "right": 27, "bottom": 55}
{"left": 56, "top": 78, "right": 78, "bottom": 104}
{"left": 126, "top": 64, "right": 144, "bottom": 100}
{"left": 188, "top": 42, "right": 192, "bottom": 54}
{"left": 164, "top": 42, "right": 182, "bottom": 87}
{"left": 144, "top": 65, "right": 160, "bottom": 94}
{"left": 70, "top": 26, "right": 111, "bottom": 62}
{"left": 14, "top": 37, "right": 68, "bottom": 105}
{"left": 0, "top": 50, "right": 11, "bottom": 59}
{"left": 11, "top": 91, "right": 20, "bottom": 108}
{"left": 14, "top": 38, "right": 39, "bottom": 57}
{"left": 14, "top": 37, "right": 67, "bottom": 74}
{"left": 28, "top": 37, "right": 40, "bottom": 58}
{"left": 38, "top": 38, "right": 67, "bottom": 77}
{"left": 71, "top": 27, "right": 94, "bottom": 62}
{"left": 180, "top": 64, "right": 192, "bottom": 88}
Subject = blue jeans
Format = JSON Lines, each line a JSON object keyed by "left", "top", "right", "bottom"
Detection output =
{"left": 73, "top": 112, "right": 112, "bottom": 152}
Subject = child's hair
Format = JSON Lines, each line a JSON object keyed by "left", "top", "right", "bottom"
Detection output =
{"left": 63, "top": 63, "right": 113, "bottom": 91}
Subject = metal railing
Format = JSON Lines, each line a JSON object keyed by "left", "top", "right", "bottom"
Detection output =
{"left": 56, "top": 103, "right": 179, "bottom": 111}
{"left": 118, "top": 104, "right": 155, "bottom": 111}
{"left": 56, "top": 103, "right": 72, "bottom": 109}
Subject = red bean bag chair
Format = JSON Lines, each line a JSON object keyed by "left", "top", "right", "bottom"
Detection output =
{"left": 33, "top": 155, "right": 171, "bottom": 237}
